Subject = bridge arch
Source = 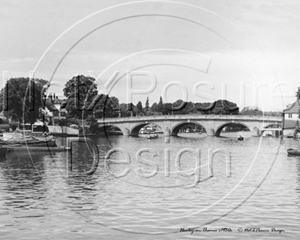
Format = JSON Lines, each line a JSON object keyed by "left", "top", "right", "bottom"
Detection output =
{"left": 171, "top": 121, "right": 207, "bottom": 136}
{"left": 130, "top": 122, "right": 163, "bottom": 136}
{"left": 263, "top": 123, "right": 281, "bottom": 129}
{"left": 215, "top": 121, "right": 250, "bottom": 137}
{"left": 97, "top": 124, "right": 128, "bottom": 136}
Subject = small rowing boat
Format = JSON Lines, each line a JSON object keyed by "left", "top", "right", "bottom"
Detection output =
{"left": 237, "top": 136, "right": 244, "bottom": 141}
{"left": 287, "top": 148, "right": 300, "bottom": 156}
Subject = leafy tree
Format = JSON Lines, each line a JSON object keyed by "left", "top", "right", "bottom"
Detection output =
{"left": 211, "top": 100, "right": 239, "bottom": 114}
{"left": 119, "top": 103, "right": 129, "bottom": 117}
{"left": 157, "top": 96, "right": 165, "bottom": 113}
{"left": 196, "top": 100, "right": 238, "bottom": 115}
{"left": 172, "top": 100, "right": 195, "bottom": 114}
{"left": 63, "top": 76, "right": 120, "bottom": 119}
{"left": 136, "top": 101, "right": 144, "bottom": 116}
{"left": 93, "top": 95, "right": 120, "bottom": 118}
{"left": 85, "top": 115, "right": 98, "bottom": 133}
{"left": 119, "top": 103, "right": 136, "bottom": 117}
{"left": 296, "top": 87, "right": 300, "bottom": 100}
{"left": 240, "top": 106, "right": 263, "bottom": 115}
{"left": 57, "top": 118, "right": 68, "bottom": 126}
{"left": 67, "top": 117, "right": 79, "bottom": 125}
{"left": 63, "top": 75, "right": 97, "bottom": 118}
{"left": 145, "top": 97, "right": 150, "bottom": 112}
{"left": 0, "top": 77, "right": 48, "bottom": 123}
{"left": 150, "top": 102, "right": 158, "bottom": 112}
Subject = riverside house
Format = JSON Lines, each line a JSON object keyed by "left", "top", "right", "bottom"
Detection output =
{"left": 283, "top": 99, "right": 300, "bottom": 136}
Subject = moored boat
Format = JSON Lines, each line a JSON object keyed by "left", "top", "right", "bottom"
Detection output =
{"left": 287, "top": 148, "right": 300, "bottom": 156}
{"left": 0, "top": 147, "right": 7, "bottom": 157}
{"left": 2, "top": 121, "right": 56, "bottom": 148}
{"left": 147, "top": 133, "right": 159, "bottom": 139}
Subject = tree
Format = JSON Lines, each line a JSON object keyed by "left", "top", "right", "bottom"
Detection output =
{"left": 150, "top": 102, "right": 158, "bottom": 112}
{"left": 119, "top": 103, "right": 136, "bottom": 117}
{"left": 0, "top": 77, "right": 48, "bottom": 123}
{"left": 240, "top": 106, "right": 263, "bottom": 116}
{"left": 172, "top": 100, "right": 194, "bottom": 114}
{"left": 197, "top": 100, "right": 239, "bottom": 115}
{"left": 156, "top": 96, "right": 165, "bottom": 114}
{"left": 57, "top": 118, "right": 68, "bottom": 126}
{"left": 63, "top": 75, "right": 97, "bottom": 118}
{"left": 296, "top": 87, "right": 300, "bottom": 100}
{"left": 211, "top": 100, "right": 239, "bottom": 115}
{"left": 85, "top": 115, "right": 98, "bottom": 133}
{"left": 136, "top": 101, "right": 144, "bottom": 115}
{"left": 93, "top": 95, "right": 120, "bottom": 118}
{"left": 145, "top": 97, "right": 150, "bottom": 112}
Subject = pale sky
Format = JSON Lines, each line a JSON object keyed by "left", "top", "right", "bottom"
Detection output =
{"left": 1, "top": 0, "right": 300, "bottom": 111}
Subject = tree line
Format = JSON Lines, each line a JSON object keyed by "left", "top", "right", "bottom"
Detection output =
{"left": 0, "top": 75, "right": 281, "bottom": 128}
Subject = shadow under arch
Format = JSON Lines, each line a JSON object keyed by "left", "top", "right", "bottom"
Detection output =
{"left": 97, "top": 124, "right": 124, "bottom": 136}
{"left": 130, "top": 122, "right": 163, "bottom": 137}
{"left": 215, "top": 122, "right": 250, "bottom": 137}
{"left": 263, "top": 123, "right": 281, "bottom": 129}
{"left": 171, "top": 121, "right": 207, "bottom": 136}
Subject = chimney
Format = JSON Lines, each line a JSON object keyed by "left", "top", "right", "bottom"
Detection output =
{"left": 48, "top": 93, "right": 53, "bottom": 102}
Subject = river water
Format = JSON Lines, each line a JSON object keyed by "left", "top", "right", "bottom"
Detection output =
{"left": 0, "top": 132, "right": 299, "bottom": 239}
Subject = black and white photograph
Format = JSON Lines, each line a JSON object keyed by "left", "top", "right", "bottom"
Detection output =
{"left": 0, "top": 0, "right": 299, "bottom": 239}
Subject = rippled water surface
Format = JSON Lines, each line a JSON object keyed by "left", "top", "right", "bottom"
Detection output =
{"left": 0, "top": 132, "right": 300, "bottom": 239}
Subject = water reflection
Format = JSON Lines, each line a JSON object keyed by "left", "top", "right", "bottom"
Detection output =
{"left": 0, "top": 135, "right": 300, "bottom": 238}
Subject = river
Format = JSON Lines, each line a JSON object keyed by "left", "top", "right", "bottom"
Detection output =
{"left": 0, "top": 132, "right": 299, "bottom": 239}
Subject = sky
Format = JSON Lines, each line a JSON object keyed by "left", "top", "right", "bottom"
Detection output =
{"left": 1, "top": 0, "right": 300, "bottom": 111}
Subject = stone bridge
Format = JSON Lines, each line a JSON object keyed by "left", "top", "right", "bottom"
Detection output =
{"left": 96, "top": 115, "right": 282, "bottom": 137}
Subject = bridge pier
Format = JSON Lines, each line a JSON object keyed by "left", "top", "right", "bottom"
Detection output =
{"left": 164, "top": 127, "right": 171, "bottom": 136}
{"left": 123, "top": 128, "right": 130, "bottom": 136}
{"left": 207, "top": 128, "right": 215, "bottom": 136}
{"left": 252, "top": 127, "right": 260, "bottom": 137}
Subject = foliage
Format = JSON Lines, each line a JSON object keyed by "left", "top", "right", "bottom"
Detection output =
{"left": 63, "top": 75, "right": 120, "bottom": 119}
{"left": 136, "top": 101, "right": 144, "bottom": 116}
{"left": 120, "top": 98, "right": 240, "bottom": 116}
{"left": 240, "top": 106, "right": 281, "bottom": 116}
{"left": 63, "top": 75, "right": 97, "bottom": 118}
{"left": 93, "top": 95, "right": 119, "bottom": 118}
{"left": 66, "top": 117, "right": 79, "bottom": 125}
{"left": 296, "top": 87, "right": 300, "bottom": 100}
{"left": 150, "top": 102, "right": 158, "bottom": 112}
{"left": 119, "top": 103, "right": 136, "bottom": 117}
{"left": 240, "top": 106, "right": 263, "bottom": 115}
{"left": 0, "top": 77, "right": 48, "bottom": 123}
{"left": 85, "top": 115, "right": 98, "bottom": 133}
{"left": 145, "top": 97, "right": 150, "bottom": 112}
{"left": 57, "top": 118, "right": 68, "bottom": 126}
{"left": 150, "top": 97, "right": 165, "bottom": 114}
{"left": 198, "top": 100, "right": 239, "bottom": 115}
{"left": 157, "top": 96, "right": 165, "bottom": 113}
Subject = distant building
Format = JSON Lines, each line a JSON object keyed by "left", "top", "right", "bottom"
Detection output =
{"left": 44, "top": 94, "right": 67, "bottom": 125}
{"left": 0, "top": 111, "right": 10, "bottom": 131}
{"left": 0, "top": 111, "right": 5, "bottom": 121}
{"left": 283, "top": 100, "right": 300, "bottom": 129}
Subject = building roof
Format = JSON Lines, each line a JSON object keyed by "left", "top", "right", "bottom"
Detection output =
{"left": 283, "top": 99, "right": 300, "bottom": 114}
{"left": 45, "top": 100, "right": 58, "bottom": 111}
{"left": 45, "top": 95, "right": 67, "bottom": 111}
{"left": 60, "top": 99, "right": 67, "bottom": 109}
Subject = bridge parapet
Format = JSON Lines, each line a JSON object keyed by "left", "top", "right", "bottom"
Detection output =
{"left": 95, "top": 114, "right": 282, "bottom": 137}
{"left": 97, "top": 115, "right": 282, "bottom": 124}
